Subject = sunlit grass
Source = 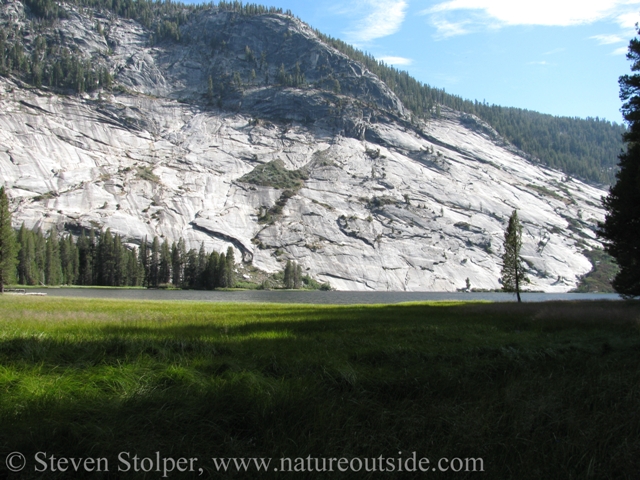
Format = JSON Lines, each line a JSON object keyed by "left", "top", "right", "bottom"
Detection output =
{"left": 0, "top": 296, "right": 639, "bottom": 479}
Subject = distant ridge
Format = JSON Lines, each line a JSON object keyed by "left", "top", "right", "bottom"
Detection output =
{"left": 316, "top": 33, "right": 626, "bottom": 186}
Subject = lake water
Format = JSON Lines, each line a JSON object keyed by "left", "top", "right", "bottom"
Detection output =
{"left": 21, "top": 289, "right": 622, "bottom": 304}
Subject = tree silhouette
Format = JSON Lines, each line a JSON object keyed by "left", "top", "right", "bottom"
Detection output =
{"left": 501, "top": 210, "right": 527, "bottom": 302}
{"left": 0, "top": 187, "right": 17, "bottom": 292}
{"left": 600, "top": 30, "right": 640, "bottom": 297}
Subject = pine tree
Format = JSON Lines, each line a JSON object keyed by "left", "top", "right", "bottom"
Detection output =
{"left": 150, "top": 236, "right": 160, "bottom": 287}
{"left": 0, "top": 187, "right": 17, "bottom": 292}
{"left": 225, "top": 246, "right": 235, "bottom": 288}
{"left": 283, "top": 260, "right": 293, "bottom": 289}
{"left": 217, "top": 252, "right": 227, "bottom": 288}
{"left": 205, "top": 251, "right": 219, "bottom": 290}
{"left": 127, "top": 246, "right": 141, "bottom": 286}
{"left": 59, "top": 234, "right": 78, "bottom": 285}
{"left": 197, "top": 242, "right": 207, "bottom": 288}
{"left": 171, "top": 240, "right": 183, "bottom": 287}
{"left": 16, "top": 223, "right": 37, "bottom": 285}
{"left": 33, "top": 228, "right": 46, "bottom": 285}
{"left": 294, "top": 263, "right": 302, "bottom": 289}
{"left": 184, "top": 248, "right": 198, "bottom": 288}
{"left": 600, "top": 30, "right": 640, "bottom": 297}
{"left": 96, "top": 229, "right": 115, "bottom": 286}
{"left": 500, "top": 210, "right": 527, "bottom": 302}
{"left": 159, "top": 240, "right": 171, "bottom": 285}
{"left": 138, "top": 237, "right": 149, "bottom": 287}
{"left": 44, "top": 227, "right": 62, "bottom": 286}
{"left": 113, "top": 233, "right": 126, "bottom": 286}
{"left": 77, "top": 230, "right": 94, "bottom": 285}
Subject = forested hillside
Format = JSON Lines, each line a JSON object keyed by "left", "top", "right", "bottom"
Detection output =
{"left": 1, "top": 0, "right": 624, "bottom": 186}
{"left": 318, "top": 34, "right": 626, "bottom": 186}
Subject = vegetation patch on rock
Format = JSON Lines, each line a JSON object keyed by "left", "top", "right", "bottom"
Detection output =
{"left": 572, "top": 248, "right": 618, "bottom": 293}
{"left": 238, "top": 159, "right": 308, "bottom": 190}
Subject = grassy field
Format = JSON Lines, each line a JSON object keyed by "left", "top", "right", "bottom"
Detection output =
{"left": 0, "top": 296, "right": 639, "bottom": 479}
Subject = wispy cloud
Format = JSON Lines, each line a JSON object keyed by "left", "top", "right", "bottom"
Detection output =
{"left": 431, "top": 19, "right": 471, "bottom": 38}
{"left": 612, "top": 46, "right": 629, "bottom": 55}
{"left": 420, "top": 0, "right": 640, "bottom": 37}
{"left": 543, "top": 48, "right": 566, "bottom": 55}
{"left": 345, "top": 1, "right": 408, "bottom": 43}
{"left": 528, "top": 60, "right": 549, "bottom": 65}
{"left": 591, "top": 34, "right": 626, "bottom": 44}
{"left": 378, "top": 56, "right": 414, "bottom": 66}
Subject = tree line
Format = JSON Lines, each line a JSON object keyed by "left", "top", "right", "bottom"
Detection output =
{"left": 0, "top": 188, "right": 331, "bottom": 292}
{"left": 12, "top": 224, "right": 236, "bottom": 289}
{"left": 0, "top": 26, "right": 112, "bottom": 93}
{"left": 314, "top": 32, "right": 625, "bottom": 186}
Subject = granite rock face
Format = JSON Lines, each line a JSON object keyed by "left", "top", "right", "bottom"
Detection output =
{"left": 0, "top": 2, "right": 607, "bottom": 291}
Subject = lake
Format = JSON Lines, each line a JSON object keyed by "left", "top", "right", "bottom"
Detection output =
{"left": 20, "top": 289, "right": 622, "bottom": 304}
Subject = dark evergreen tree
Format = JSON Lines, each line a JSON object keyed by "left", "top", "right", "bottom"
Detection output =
{"left": 197, "top": 242, "right": 207, "bottom": 289}
{"left": 16, "top": 223, "right": 37, "bottom": 285}
{"left": 283, "top": 259, "right": 293, "bottom": 289}
{"left": 600, "top": 30, "right": 640, "bottom": 297}
{"left": 44, "top": 227, "right": 62, "bottom": 285}
{"left": 217, "top": 252, "right": 228, "bottom": 288}
{"left": 159, "top": 240, "right": 171, "bottom": 285}
{"left": 205, "top": 251, "right": 219, "bottom": 289}
{"left": 58, "top": 234, "right": 69, "bottom": 284}
{"left": 0, "top": 187, "right": 17, "bottom": 292}
{"left": 225, "top": 246, "right": 235, "bottom": 288}
{"left": 500, "top": 210, "right": 527, "bottom": 302}
{"left": 96, "top": 229, "right": 117, "bottom": 286}
{"left": 171, "top": 239, "right": 185, "bottom": 287}
{"left": 32, "top": 228, "right": 46, "bottom": 285}
{"left": 60, "top": 233, "right": 79, "bottom": 285}
{"left": 294, "top": 262, "right": 302, "bottom": 289}
{"left": 183, "top": 248, "right": 198, "bottom": 288}
{"left": 76, "top": 230, "right": 94, "bottom": 285}
{"left": 112, "top": 233, "right": 127, "bottom": 286}
{"left": 127, "top": 246, "right": 142, "bottom": 286}
{"left": 149, "top": 236, "right": 160, "bottom": 287}
{"left": 138, "top": 237, "right": 149, "bottom": 287}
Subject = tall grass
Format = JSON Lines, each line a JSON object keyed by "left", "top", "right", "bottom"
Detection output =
{"left": 0, "top": 296, "right": 639, "bottom": 479}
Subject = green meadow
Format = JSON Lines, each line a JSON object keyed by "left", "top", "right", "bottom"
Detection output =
{"left": 0, "top": 296, "right": 639, "bottom": 479}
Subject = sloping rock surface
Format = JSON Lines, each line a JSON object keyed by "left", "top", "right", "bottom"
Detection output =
{"left": 0, "top": 2, "right": 607, "bottom": 291}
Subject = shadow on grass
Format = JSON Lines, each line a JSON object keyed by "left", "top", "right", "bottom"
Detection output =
{"left": 95, "top": 299, "right": 640, "bottom": 333}
{"left": 1, "top": 301, "right": 639, "bottom": 479}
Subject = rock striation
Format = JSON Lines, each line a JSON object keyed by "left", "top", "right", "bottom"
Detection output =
{"left": 0, "top": 1, "right": 608, "bottom": 291}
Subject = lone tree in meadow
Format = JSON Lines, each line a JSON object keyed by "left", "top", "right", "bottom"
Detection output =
{"left": 501, "top": 209, "right": 527, "bottom": 302}
{"left": 0, "top": 187, "right": 17, "bottom": 293}
{"left": 599, "top": 29, "right": 640, "bottom": 298}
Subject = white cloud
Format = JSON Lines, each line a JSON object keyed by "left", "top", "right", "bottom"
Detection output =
{"left": 345, "top": 1, "right": 408, "bottom": 43}
{"left": 432, "top": 19, "right": 472, "bottom": 38}
{"left": 612, "top": 46, "right": 629, "bottom": 54}
{"left": 379, "top": 56, "right": 414, "bottom": 65}
{"left": 616, "top": 11, "right": 640, "bottom": 29}
{"left": 528, "top": 60, "right": 549, "bottom": 65}
{"left": 591, "top": 34, "right": 626, "bottom": 44}
{"left": 421, "top": 0, "right": 640, "bottom": 36}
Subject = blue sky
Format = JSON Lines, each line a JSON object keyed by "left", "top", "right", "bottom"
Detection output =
{"left": 195, "top": 1, "right": 640, "bottom": 123}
